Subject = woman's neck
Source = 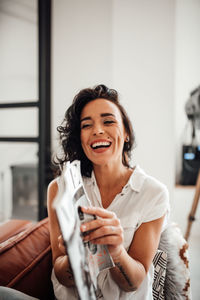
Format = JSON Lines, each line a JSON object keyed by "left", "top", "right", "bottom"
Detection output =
{"left": 93, "top": 163, "right": 132, "bottom": 191}
{"left": 93, "top": 163, "right": 133, "bottom": 209}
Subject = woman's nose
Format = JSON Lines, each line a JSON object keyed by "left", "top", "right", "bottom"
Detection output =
{"left": 93, "top": 124, "right": 104, "bottom": 135}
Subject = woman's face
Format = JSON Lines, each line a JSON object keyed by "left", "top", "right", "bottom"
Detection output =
{"left": 80, "top": 98, "right": 127, "bottom": 167}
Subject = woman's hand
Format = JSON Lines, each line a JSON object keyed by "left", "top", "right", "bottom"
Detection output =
{"left": 58, "top": 235, "right": 66, "bottom": 255}
{"left": 80, "top": 206, "right": 124, "bottom": 261}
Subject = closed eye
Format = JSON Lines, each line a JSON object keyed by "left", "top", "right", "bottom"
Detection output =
{"left": 104, "top": 120, "right": 115, "bottom": 125}
{"left": 81, "top": 123, "right": 92, "bottom": 129}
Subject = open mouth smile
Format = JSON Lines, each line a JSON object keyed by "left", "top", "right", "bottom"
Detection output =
{"left": 90, "top": 140, "right": 111, "bottom": 150}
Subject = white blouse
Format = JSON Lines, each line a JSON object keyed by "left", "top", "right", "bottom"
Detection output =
{"left": 51, "top": 165, "right": 170, "bottom": 300}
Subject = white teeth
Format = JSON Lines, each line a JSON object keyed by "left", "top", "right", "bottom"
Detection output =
{"left": 91, "top": 141, "right": 111, "bottom": 148}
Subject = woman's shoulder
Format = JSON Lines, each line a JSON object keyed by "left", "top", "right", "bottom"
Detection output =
{"left": 133, "top": 165, "right": 168, "bottom": 195}
{"left": 47, "top": 178, "right": 59, "bottom": 207}
{"left": 48, "top": 177, "right": 59, "bottom": 191}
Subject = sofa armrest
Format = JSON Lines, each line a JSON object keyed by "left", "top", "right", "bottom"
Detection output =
{"left": 0, "top": 219, "right": 32, "bottom": 243}
{"left": 0, "top": 218, "right": 54, "bottom": 300}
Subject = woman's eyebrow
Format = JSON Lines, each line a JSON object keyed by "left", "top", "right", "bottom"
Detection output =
{"left": 80, "top": 116, "right": 91, "bottom": 122}
{"left": 101, "top": 113, "right": 115, "bottom": 118}
{"left": 80, "top": 113, "right": 115, "bottom": 122}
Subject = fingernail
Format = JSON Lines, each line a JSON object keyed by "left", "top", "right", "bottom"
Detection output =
{"left": 81, "top": 225, "right": 86, "bottom": 231}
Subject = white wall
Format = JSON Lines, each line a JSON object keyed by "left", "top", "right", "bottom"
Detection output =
{"left": 52, "top": 0, "right": 113, "bottom": 150}
{"left": 52, "top": 0, "right": 175, "bottom": 198}
{"left": 112, "top": 0, "right": 175, "bottom": 196}
{"left": 175, "top": 0, "right": 200, "bottom": 183}
{"left": 0, "top": 0, "right": 38, "bottom": 102}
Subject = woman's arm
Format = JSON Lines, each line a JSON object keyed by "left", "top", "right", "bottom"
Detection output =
{"left": 80, "top": 206, "right": 165, "bottom": 292}
{"left": 47, "top": 179, "right": 75, "bottom": 287}
{"left": 110, "top": 216, "right": 165, "bottom": 291}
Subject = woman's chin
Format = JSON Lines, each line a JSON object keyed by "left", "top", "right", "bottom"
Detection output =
{"left": 90, "top": 157, "right": 112, "bottom": 167}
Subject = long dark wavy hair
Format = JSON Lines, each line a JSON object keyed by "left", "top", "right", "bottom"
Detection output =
{"left": 54, "top": 84, "right": 136, "bottom": 177}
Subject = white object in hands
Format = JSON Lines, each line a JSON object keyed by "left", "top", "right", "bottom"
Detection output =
{"left": 53, "top": 161, "right": 114, "bottom": 300}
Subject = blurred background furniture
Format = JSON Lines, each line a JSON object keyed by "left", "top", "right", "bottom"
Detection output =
{"left": 0, "top": 218, "right": 54, "bottom": 300}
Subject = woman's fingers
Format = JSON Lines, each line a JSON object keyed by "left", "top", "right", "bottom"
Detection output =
{"left": 81, "top": 206, "right": 116, "bottom": 219}
{"left": 80, "top": 216, "right": 120, "bottom": 232}
{"left": 80, "top": 206, "right": 124, "bottom": 259}
{"left": 80, "top": 206, "right": 120, "bottom": 233}
{"left": 83, "top": 225, "right": 123, "bottom": 242}
{"left": 90, "top": 235, "right": 124, "bottom": 246}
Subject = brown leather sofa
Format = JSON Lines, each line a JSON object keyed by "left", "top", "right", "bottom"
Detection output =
{"left": 0, "top": 218, "right": 54, "bottom": 300}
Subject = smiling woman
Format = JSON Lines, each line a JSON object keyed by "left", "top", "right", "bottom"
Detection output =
{"left": 47, "top": 84, "right": 170, "bottom": 300}
{"left": 80, "top": 99, "right": 128, "bottom": 167}
{"left": 56, "top": 85, "right": 135, "bottom": 177}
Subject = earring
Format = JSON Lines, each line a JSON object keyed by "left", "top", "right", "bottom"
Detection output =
{"left": 125, "top": 136, "right": 129, "bottom": 142}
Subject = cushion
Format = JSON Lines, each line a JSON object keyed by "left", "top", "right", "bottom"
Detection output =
{"left": 152, "top": 250, "right": 167, "bottom": 300}
{"left": 0, "top": 218, "right": 54, "bottom": 300}
{"left": 158, "top": 223, "right": 191, "bottom": 300}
